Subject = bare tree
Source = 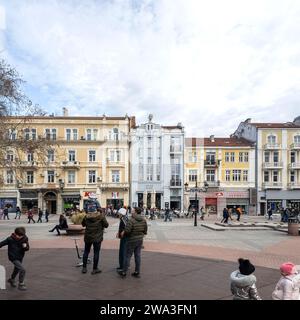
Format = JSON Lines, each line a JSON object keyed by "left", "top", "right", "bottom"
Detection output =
{"left": 0, "top": 59, "right": 59, "bottom": 186}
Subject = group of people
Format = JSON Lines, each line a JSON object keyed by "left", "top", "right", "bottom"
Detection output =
{"left": 231, "top": 258, "right": 300, "bottom": 300}
{"left": 267, "top": 206, "right": 300, "bottom": 222}
{"left": 0, "top": 206, "right": 50, "bottom": 223}
{"left": 221, "top": 206, "right": 243, "bottom": 223}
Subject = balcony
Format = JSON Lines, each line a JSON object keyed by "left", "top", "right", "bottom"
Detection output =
{"left": 262, "top": 182, "right": 282, "bottom": 189}
{"left": 288, "top": 182, "right": 300, "bottom": 189}
{"left": 170, "top": 179, "right": 182, "bottom": 187}
{"left": 263, "top": 143, "right": 281, "bottom": 150}
{"left": 204, "top": 160, "right": 219, "bottom": 167}
{"left": 205, "top": 180, "right": 220, "bottom": 188}
{"left": 170, "top": 145, "right": 182, "bottom": 153}
{"left": 289, "top": 162, "right": 300, "bottom": 169}
{"left": 290, "top": 143, "right": 300, "bottom": 150}
{"left": 262, "top": 162, "right": 283, "bottom": 169}
{"left": 99, "top": 183, "right": 129, "bottom": 190}
{"left": 20, "top": 161, "right": 39, "bottom": 169}
{"left": 106, "top": 158, "right": 125, "bottom": 167}
{"left": 61, "top": 161, "right": 80, "bottom": 169}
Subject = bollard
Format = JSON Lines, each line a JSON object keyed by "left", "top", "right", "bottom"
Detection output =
{"left": 0, "top": 265, "right": 5, "bottom": 289}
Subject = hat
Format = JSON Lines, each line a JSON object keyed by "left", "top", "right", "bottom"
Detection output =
{"left": 118, "top": 208, "right": 127, "bottom": 216}
{"left": 238, "top": 258, "right": 255, "bottom": 275}
{"left": 280, "top": 262, "right": 296, "bottom": 275}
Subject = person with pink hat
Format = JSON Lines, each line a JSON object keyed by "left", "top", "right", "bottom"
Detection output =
{"left": 272, "top": 262, "right": 300, "bottom": 300}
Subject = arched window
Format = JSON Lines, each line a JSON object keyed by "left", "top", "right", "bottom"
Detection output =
{"left": 267, "top": 135, "right": 276, "bottom": 144}
{"left": 294, "top": 135, "right": 300, "bottom": 143}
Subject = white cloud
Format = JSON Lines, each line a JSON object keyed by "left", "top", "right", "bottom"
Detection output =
{"left": 1, "top": 0, "right": 300, "bottom": 136}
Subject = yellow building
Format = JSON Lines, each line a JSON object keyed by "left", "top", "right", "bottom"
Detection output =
{"left": 0, "top": 110, "right": 135, "bottom": 214}
{"left": 185, "top": 136, "right": 255, "bottom": 216}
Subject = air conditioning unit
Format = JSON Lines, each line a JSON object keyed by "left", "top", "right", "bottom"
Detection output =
{"left": 40, "top": 173, "right": 45, "bottom": 177}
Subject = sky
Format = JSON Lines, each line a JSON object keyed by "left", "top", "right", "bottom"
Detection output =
{"left": 0, "top": 0, "right": 300, "bottom": 137}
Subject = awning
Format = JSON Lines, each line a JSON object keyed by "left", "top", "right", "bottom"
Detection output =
{"left": 20, "top": 191, "right": 38, "bottom": 199}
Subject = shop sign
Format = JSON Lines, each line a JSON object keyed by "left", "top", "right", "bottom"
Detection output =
{"left": 84, "top": 192, "right": 97, "bottom": 199}
{"left": 112, "top": 192, "right": 119, "bottom": 199}
{"left": 215, "top": 192, "right": 224, "bottom": 197}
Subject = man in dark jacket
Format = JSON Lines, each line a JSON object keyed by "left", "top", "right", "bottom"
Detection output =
{"left": 0, "top": 227, "right": 29, "bottom": 290}
{"left": 118, "top": 207, "right": 147, "bottom": 278}
{"left": 3, "top": 207, "right": 9, "bottom": 220}
{"left": 37, "top": 208, "right": 43, "bottom": 223}
{"left": 81, "top": 209, "right": 109, "bottom": 274}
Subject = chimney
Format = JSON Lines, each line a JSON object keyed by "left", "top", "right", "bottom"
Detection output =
{"left": 63, "top": 107, "right": 69, "bottom": 117}
{"left": 210, "top": 135, "right": 215, "bottom": 142}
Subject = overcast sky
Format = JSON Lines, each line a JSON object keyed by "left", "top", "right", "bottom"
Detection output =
{"left": 0, "top": 0, "right": 300, "bottom": 136}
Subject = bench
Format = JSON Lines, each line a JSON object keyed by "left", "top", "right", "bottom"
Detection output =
{"left": 65, "top": 225, "right": 85, "bottom": 235}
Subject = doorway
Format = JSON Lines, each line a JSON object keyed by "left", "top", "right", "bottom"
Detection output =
{"left": 44, "top": 192, "right": 57, "bottom": 214}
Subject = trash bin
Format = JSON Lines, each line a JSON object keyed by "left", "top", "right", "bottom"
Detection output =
{"left": 288, "top": 217, "right": 299, "bottom": 236}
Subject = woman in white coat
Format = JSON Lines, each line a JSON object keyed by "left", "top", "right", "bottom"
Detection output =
{"left": 272, "top": 262, "right": 300, "bottom": 300}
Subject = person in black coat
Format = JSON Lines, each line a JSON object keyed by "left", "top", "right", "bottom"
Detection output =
{"left": 3, "top": 207, "right": 9, "bottom": 220}
{"left": 37, "top": 208, "right": 43, "bottom": 223}
{"left": 0, "top": 227, "right": 30, "bottom": 290}
{"left": 49, "top": 214, "right": 68, "bottom": 235}
{"left": 221, "top": 208, "right": 229, "bottom": 223}
{"left": 45, "top": 209, "right": 50, "bottom": 222}
{"left": 116, "top": 208, "right": 129, "bottom": 272}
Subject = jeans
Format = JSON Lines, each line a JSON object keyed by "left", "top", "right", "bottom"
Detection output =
{"left": 3, "top": 214, "right": 9, "bottom": 220}
{"left": 83, "top": 241, "right": 101, "bottom": 269}
{"left": 50, "top": 225, "right": 62, "bottom": 234}
{"left": 237, "top": 213, "right": 241, "bottom": 221}
{"left": 11, "top": 260, "right": 26, "bottom": 283}
{"left": 164, "top": 214, "right": 172, "bottom": 222}
{"left": 45, "top": 215, "right": 49, "bottom": 222}
{"left": 124, "top": 240, "right": 143, "bottom": 274}
{"left": 119, "top": 237, "right": 128, "bottom": 270}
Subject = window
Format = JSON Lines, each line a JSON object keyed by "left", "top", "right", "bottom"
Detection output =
{"left": 86, "top": 129, "right": 92, "bottom": 141}
{"left": 156, "top": 164, "right": 160, "bottom": 181}
{"left": 244, "top": 152, "right": 249, "bottom": 162}
{"left": 264, "top": 171, "right": 269, "bottom": 182}
{"left": 206, "top": 170, "right": 215, "bottom": 182}
{"left": 146, "top": 165, "right": 153, "bottom": 181}
{"left": 232, "top": 170, "right": 241, "bottom": 181}
{"left": 138, "top": 164, "right": 144, "bottom": 181}
{"left": 68, "top": 171, "right": 75, "bottom": 184}
{"left": 68, "top": 150, "right": 76, "bottom": 162}
{"left": 290, "top": 171, "right": 295, "bottom": 183}
{"left": 47, "top": 170, "right": 55, "bottom": 183}
{"left": 267, "top": 135, "right": 276, "bottom": 144}
{"left": 110, "top": 150, "right": 121, "bottom": 162}
{"left": 291, "top": 151, "right": 296, "bottom": 163}
{"left": 273, "top": 170, "right": 279, "bottom": 182}
{"left": 93, "top": 129, "right": 98, "bottom": 140}
{"left": 9, "top": 129, "right": 17, "bottom": 140}
{"left": 27, "top": 171, "right": 34, "bottom": 184}
{"left": 6, "top": 170, "right": 14, "bottom": 184}
{"left": 24, "top": 128, "right": 36, "bottom": 140}
{"left": 73, "top": 129, "right": 78, "bottom": 141}
{"left": 88, "top": 170, "right": 96, "bottom": 183}
{"left": 264, "top": 151, "right": 270, "bottom": 163}
{"left": 243, "top": 170, "right": 248, "bottom": 182}
{"left": 189, "top": 170, "right": 197, "bottom": 182}
{"left": 112, "top": 170, "right": 120, "bottom": 183}
{"left": 273, "top": 151, "right": 279, "bottom": 163}
{"left": 294, "top": 135, "right": 300, "bottom": 143}
{"left": 89, "top": 150, "right": 96, "bottom": 162}
{"left": 188, "top": 151, "right": 197, "bottom": 163}
{"left": 66, "top": 129, "right": 71, "bottom": 141}
{"left": 6, "top": 152, "right": 14, "bottom": 162}
{"left": 225, "top": 152, "right": 230, "bottom": 162}
{"left": 47, "top": 150, "right": 55, "bottom": 162}
{"left": 230, "top": 152, "right": 235, "bottom": 162}
{"left": 45, "top": 129, "right": 56, "bottom": 140}
{"left": 27, "top": 152, "right": 34, "bottom": 162}
{"left": 239, "top": 152, "right": 249, "bottom": 162}
{"left": 116, "top": 150, "right": 121, "bottom": 162}
{"left": 206, "top": 151, "right": 216, "bottom": 163}
{"left": 225, "top": 170, "right": 230, "bottom": 181}
{"left": 112, "top": 128, "right": 119, "bottom": 141}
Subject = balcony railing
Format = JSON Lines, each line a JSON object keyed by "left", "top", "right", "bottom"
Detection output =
{"left": 205, "top": 180, "right": 220, "bottom": 188}
{"left": 170, "top": 179, "right": 182, "bottom": 187}
{"left": 20, "top": 161, "right": 39, "bottom": 169}
{"left": 263, "top": 143, "right": 281, "bottom": 149}
{"left": 290, "top": 143, "right": 300, "bottom": 149}
{"left": 262, "top": 162, "right": 283, "bottom": 169}
{"left": 204, "top": 160, "right": 219, "bottom": 167}
{"left": 61, "top": 161, "right": 80, "bottom": 169}
{"left": 289, "top": 162, "right": 300, "bottom": 169}
{"left": 262, "top": 182, "right": 282, "bottom": 189}
{"left": 288, "top": 182, "right": 300, "bottom": 189}
{"left": 106, "top": 158, "right": 125, "bottom": 167}
{"left": 170, "top": 145, "right": 182, "bottom": 153}
{"left": 100, "top": 183, "right": 129, "bottom": 189}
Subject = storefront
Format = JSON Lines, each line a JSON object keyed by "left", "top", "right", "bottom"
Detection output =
{"left": 205, "top": 198, "right": 217, "bottom": 214}
{"left": 0, "top": 198, "right": 17, "bottom": 213}
{"left": 106, "top": 192, "right": 123, "bottom": 209}
{"left": 62, "top": 193, "right": 80, "bottom": 210}
{"left": 287, "top": 200, "right": 300, "bottom": 210}
{"left": 20, "top": 191, "right": 38, "bottom": 214}
{"left": 226, "top": 199, "right": 249, "bottom": 215}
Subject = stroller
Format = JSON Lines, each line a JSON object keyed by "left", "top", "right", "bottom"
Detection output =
{"left": 72, "top": 238, "right": 91, "bottom": 267}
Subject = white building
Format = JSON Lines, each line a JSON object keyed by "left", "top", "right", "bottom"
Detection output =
{"left": 130, "top": 115, "right": 185, "bottom": 210}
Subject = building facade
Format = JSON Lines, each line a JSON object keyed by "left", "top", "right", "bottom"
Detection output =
{"left": 233, "top": 116, "right": 300, "bottom": 215}
{"left": 0, "top": 110, "right": 134, "bottom": 214}
{"left": 184, "top": 136, "right": 255, "bottom": 217}
{"left": 130, "top": 115, "right": 185, "bottom": 210}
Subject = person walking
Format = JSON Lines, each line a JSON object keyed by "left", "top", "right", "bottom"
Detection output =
{"left": 272, "top": 262, "right": 300, "bottom": 300}
{"left": 164, "top": 207, "right": 172, "bottom": 222}
{"left": 230, "top": 258, "right": 261, "bottom": 300}
{"left": 200, "top": 207, "right": 205, "bottom": 220}
{"left": 3, "top": 207, "right": 9, "bottom": 220}
{"left": 221, "top": 208, "right": 229, "bottom": 224}
{"left": 45, "top": 209, "right": 50, "bottom": 222}
{"left": 267, "top": 207, "right": 273, "bottom": 220}
{"left": 15, "top": 207, "right": 22, "bottom": 220}
{"left": 81, "top": 208, "right": 109, "bottom": 274}
{"left": 49, "top": 214, "right": 68, "bottom": 235}
{"left": 0, "top": 227, "right": 30, "bottom": 291}
{"left": 116, "top": 207, "right": 129, "bottom": 272}
{"left": 37, "top": 208, "right": 43, "bottom": 223}
{"left": 118, "top": 207, "right": 147, "bottom": 278}
{"left": 236, "top": 206, "right": 242, "bottom": 222}
{"left": 27, "top": 209, "right": 35, "bottom": 224}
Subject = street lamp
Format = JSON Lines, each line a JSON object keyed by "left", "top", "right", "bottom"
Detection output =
{"left": 58, "top": 179, "right": 65, "bottom": 191}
